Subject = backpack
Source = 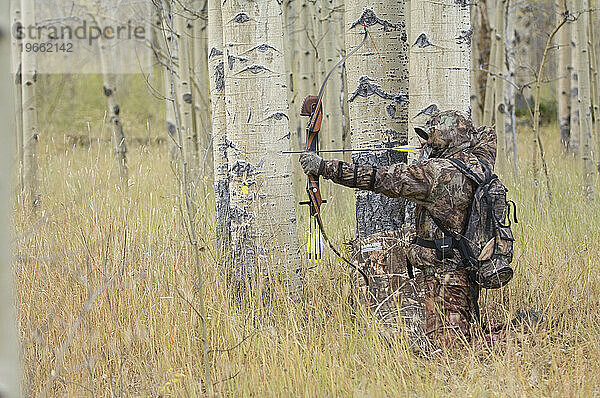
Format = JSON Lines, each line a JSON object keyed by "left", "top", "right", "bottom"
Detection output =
{"left": 416, "top": 157, "right": 518, "bottom": 289}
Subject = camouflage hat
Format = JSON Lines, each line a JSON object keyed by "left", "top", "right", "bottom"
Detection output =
{"left": 414, "top": 110, "right": 476, "bottom": 157}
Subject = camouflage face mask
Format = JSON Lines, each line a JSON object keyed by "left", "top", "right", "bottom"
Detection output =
{"left": 414, "top": 110, "right": 476, "bottom": 159}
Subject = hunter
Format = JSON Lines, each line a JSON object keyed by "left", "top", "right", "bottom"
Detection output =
{"left": 299, "top": 110, "right": 512, "bottom": 347}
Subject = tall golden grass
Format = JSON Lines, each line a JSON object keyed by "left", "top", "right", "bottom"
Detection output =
{"left": 15, "top": 125, "right": 600, "bottom": 396}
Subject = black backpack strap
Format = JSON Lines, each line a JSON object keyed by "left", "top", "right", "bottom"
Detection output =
{"left": 448, "top": 158, "right": 485, "bottom": 185}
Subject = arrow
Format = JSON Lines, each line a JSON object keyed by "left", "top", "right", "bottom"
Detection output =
{"left": 281, "top": 145, "right": 417, "bottom": 154}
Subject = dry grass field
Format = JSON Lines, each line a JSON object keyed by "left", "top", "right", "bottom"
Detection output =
{"left": 14, "top": 87, "right": 600, "bottom": 396}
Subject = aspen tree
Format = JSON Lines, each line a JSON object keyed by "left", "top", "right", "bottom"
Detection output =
{"left": 575, "top": 0, "right": 595, "bottom": 199}
{"left": 221, "top": 0, "right": 301, "bottom": 293}
{"left": 494, "top": 0, "right": 507, "bottom": 166}
{"left": 505, "top": 3, "right": 518, "bottom": 179}
{"left": 175, "top": 2, "right": 201, "bottom": 197}
{"left": 98, "top": 15, "right": 128, "bottom": 187}
{"left": 319, "top": 0, "right": 346, "bottom": 152}
{"left": 344, "top": 2, "right": 422, "bottom": 339}
{"left": 192, "top": 0, "right": 212, "bottom": 174}
{"left": 556, "top": 0, "right": 571, "bottom": 149}
{"left": 10, "top": 0, "right": 23, "bottom": 191}
{"left": 409, "top": 0, "right": 471, "bottom": 137}
{"left": 569, "top": 17, "right": 580, "bottom": 153}
{"left": 156, "top": 2, "right": 180, "bottom": 163}
{"left": 588, "top": 0, "right": 600, "bottom": 168}
{"left": 482, "top": 28, "right": 497, "bottom": 125}
{"left": 282, "top": 0, "right": 300, "bottom": 151}
{"left": 472, "top": 0, "right": 492, "bottom": 124}
{"left": 207, "top": 0, "right": 230, "bottom": 251}
{"left": 0, "top": 1, "right": 20, "bottom": 391}
{"left": 21, "top": 0, "right": 40, "bottom": 209}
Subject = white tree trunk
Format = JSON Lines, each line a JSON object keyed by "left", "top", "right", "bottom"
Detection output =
{"left": 0, "top": 2, "right": 21, "bottom": 394}
{"left": 319, "top": 0, "right": 346, "bottom": 152}
{"left": 175, "top": 2, "right": 201, "bottom": 197}
{"left": 493, "top": 0, "right": 507, "bottom": 166}
{"left": 588, "top": 0, "right": 600, "bottom": 169}
{"left": 409, "top": 0, "right": 471, "bottom": 136}
{"left": 21, "top": 0, "right": 40, "bottom": 209}
{"left": 556, "top": 0, "right": 571, "bottom": 149}
{"left": 98, "top": 25, "right": 128, "bottom": 187}
{"left": 207, "top": 0, "right": 230, "bottom": 250}
{"left": 344, "top": 2, "right": 423, "bottom": 342}
{"left": 156, "top": 2, "right": 180, "bottom": 163}
{"left": 10, "top": 0, "right": 23, "bottom": 191}
{"left": 505, "top": 2, "right": 518, "bottom": 179}
{"left": 221, "top": 0, "right": 301, "bottom": 293}
{"left": 575, "top": 0, "right": 595, "bottom": 199}
{"left": 192, "top": 0, "right": 212, "bottom": 175}
{"left": 569, "top": 17, "right": 580, "bottom": 153}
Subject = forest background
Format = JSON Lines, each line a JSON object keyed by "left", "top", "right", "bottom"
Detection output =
{"left": 2, "top": 0, "right": 600, "bottom": 396}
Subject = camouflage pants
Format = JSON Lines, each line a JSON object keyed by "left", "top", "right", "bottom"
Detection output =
{"left": 356, "top": 232, "right": 479, "bottom": 348}
{"left": 424, "top": 269, "right": 479, "bottom": 347}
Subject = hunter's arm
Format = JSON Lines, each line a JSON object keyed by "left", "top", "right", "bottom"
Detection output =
{"left": 320, "top": 159, "right": 435, "bottom": 204}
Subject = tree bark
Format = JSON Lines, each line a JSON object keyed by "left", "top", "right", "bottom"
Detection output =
{"left": 575, "top": 0, "right": 595, "bottom": 199}
{"left": 175, "top": 2, "right": 201, "bottom": 199}
{"left": 344, "top": 1, "right": 422, "bottom": 342}
{"left": 319, "top": 0, "right": 346, "bottom": 153}
{"left": 409, "top": 1, "right": 471, "bottom": 129}
{"left": 98, "top": 23, "right": 128, "bottom": 187}
{"left": 207, "top": 0, "right": 230, "bottom": 253}
{"left": 0, "top": 3, "right": 21, "bottom": 395}
{"left": 556, "top": 0, "right": 571, "bottom": 149}
{"left": 569, "top": 16, "right": 580, "bottom": 153}
{"left": 472, "top": 0, "right": 492, "bottom": 125}
{"left": 10, "top": 0, "right": 23, "bottom": 192}
{"left": 192, "top": 0, "right": 212, "bottom": 176}
{"left": 505, "top": 1, "right": 518, "bottom": 179}
{"left": 221, "top": 0, "right": 302, "bottom": 294}
{"left": 493, "top": 0, "right": 507, "bottom": 167}
{"left": 21, "top": 0, "right": 40, "bottom": 209}
{"left": 588, "top": 0, "right": 600, "bottom": 170}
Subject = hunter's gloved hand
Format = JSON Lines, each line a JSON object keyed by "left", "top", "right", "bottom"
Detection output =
{"left": 299, "top": 152, "right": 324, "bottom": 176}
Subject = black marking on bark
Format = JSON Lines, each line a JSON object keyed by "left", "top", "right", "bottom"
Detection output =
{"left": 113, "top": 105, "right": 120, "bottom": 116}
{"left": 386, "top": 104, "right": 396, "bottom": 119}
{"left": 103, "top": 86, "right": 113, "bottom": 97}
{"left": 230, "top": 205, "right": 252, "bottom": 222}
{"left": 230, "top": 160, "right": 256, "bottom": 177}
{"left": 209, "top": 47, "right": 223, "bottom": 58}
{"left": 183, "top": 93, "right": 193, "bottom": 104}
{"left": 382, "top": 129, "right": 408, "bottom": 142}
{"left": 454, "top": 0, "right": 469, "bottom": 7}
{"left": 498, "top": 103, "right": 506, "bottom": 114}
{"left": 415, "top": 104, "right": 439, "bottom": 117}
{"left": 250, "top": 44, "right": 278, "bottom": 53}
{"left": 456, "top": 27, "right": 473, "bottom": 46}
{"left": 15, "top": 64, "right": 21, "bottom": 85}
{"left": 266, "top": 112, "right": 289, "bottom": 121}
{"left": 228, "top": 54, "right": 248, "bottom": 70}
{"left": 414, "top": 33, "right": 433, "bottom": 48}
{"left": 215, "top": 61, "right": 224, "bottom": 91}
{"left": 238, "top": 64, "right": 272, "bottom": 74}
{"left": 350, "top": 8, "right": 399, "bottom": 32}
{"left": 166, "top": 121, "right": 177, "bottom": 137}
{"left": 233, "top": 13, "right": 250, "bottom": 23}
{"left": 247, "top": 110, "right": 252, "bottom": 123}
{"left": 349, "top": 76, "right": 408, "bottom": 106}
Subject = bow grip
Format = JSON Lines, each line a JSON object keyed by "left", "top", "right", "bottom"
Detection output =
{"left": 301, "top": 95, "right": 323, "bottom": 133}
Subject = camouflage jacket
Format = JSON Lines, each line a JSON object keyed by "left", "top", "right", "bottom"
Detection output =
{"left": 320, "top": 125, "right": 497, "bottom": 275}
